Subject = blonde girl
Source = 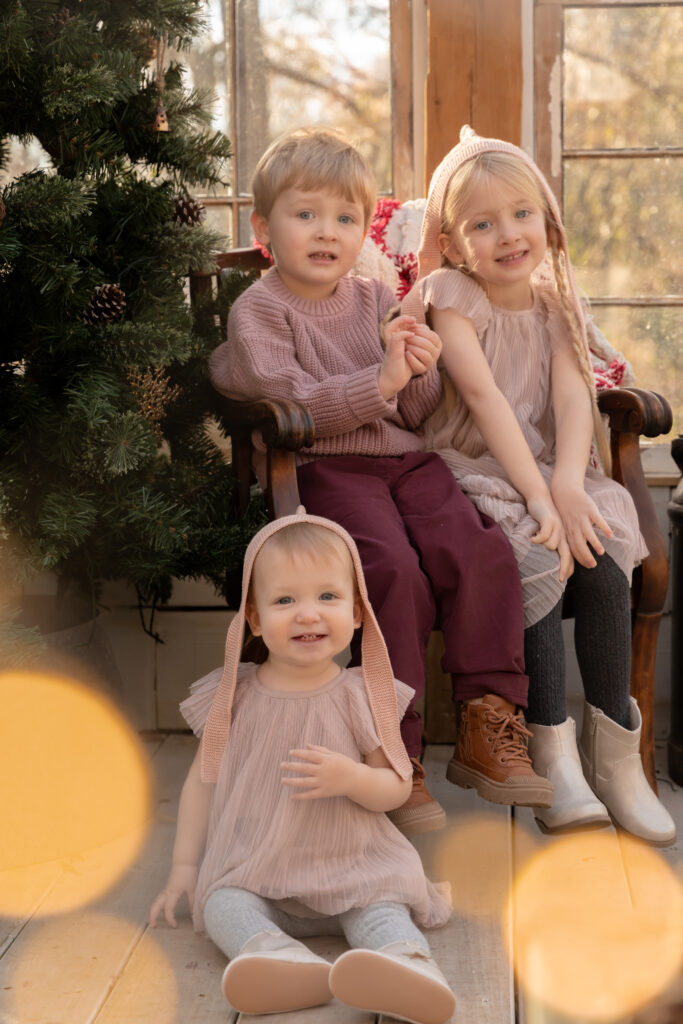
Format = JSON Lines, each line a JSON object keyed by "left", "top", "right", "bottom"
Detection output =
{"left": 402, "top": 126, "right": 674, "bottom": 846}
{"left": 149, "top": 512, "right": 454, "bottom": 1024}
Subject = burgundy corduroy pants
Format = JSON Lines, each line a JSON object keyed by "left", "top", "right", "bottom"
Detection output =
{"left": 297, "top": 452, "right": 528, "bottom": 757}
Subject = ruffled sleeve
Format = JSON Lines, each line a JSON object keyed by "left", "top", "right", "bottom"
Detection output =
{"left": 180, "top": 663, "right": 253, "bottom": 737}
{"left": 420, "top": 267, "right": 491, "bottom": 334}
{"left": 340, "top": 668, "right": 415, "bottom": 757}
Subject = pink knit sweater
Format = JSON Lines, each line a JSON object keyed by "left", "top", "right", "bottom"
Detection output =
{"left": 209, "top": 268, "right": 442, "bottom": 468}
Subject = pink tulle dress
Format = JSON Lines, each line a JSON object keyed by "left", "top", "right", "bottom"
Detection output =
{"left": 180, "top": 663, "right": 452, "bottom": 932}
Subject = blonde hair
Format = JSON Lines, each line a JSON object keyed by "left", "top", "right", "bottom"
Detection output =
{"left": 251, "top": 127, "right": 377, "bottom": 229}
{"left": 249, "top": 522, "right": 359, "bottom": 600}
{"left": 439, "top": 151, "right": 611, "bottom": 471}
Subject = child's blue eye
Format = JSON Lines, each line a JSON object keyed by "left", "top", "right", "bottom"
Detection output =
{"left": 474, "top": 220, "right": 490, "bottom": 231}
{"left": 338, "top": 214, "right": 353, "bottom": 225}
{"left": 515, "top": 209, "right": 530, "bottom": 219}
{"left": 297, "top": 211, "right": 313, "bottom": 220}
{"left": 320, "top": 592, "right": 336, "bottom": 601}
{"left": 276, "top": 596, "right": 294, "bottom": 605}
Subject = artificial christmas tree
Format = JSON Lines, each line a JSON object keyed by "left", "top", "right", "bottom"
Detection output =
{"left": 0, "top": 0, "right": 265, "bottom": 664}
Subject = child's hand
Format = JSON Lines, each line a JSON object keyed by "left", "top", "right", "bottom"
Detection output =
{"left": 404, "top": 323, "right": 442, "bottom": 377}
{"left": 550, "top": 481, "right": 614, "bottom": 568}
{"left": 281, "top": 744, "right": 361, "bottom": 800}
{"left": 378, "top": 315, "right": 416, "bottom": 399}
{"left": 527, "top": 496, "right": 574, "bottom": 582}
{"left": 148, "top": 864, "right": 198, "bottom": 928}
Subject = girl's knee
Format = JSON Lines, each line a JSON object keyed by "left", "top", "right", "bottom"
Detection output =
{"left": 341, "top": 901, "right": 428, "bottom": 952}
{"left": 204, "top": 886, "right": 271, "bottom": 926}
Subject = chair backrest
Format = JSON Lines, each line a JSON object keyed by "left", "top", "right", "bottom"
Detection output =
{"left": 189, "top": 247, "right": 271, "bottom": 331}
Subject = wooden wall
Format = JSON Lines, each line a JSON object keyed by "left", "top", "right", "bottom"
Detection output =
{"left": 424, "top": 0, "right": 523, "bottom": 184}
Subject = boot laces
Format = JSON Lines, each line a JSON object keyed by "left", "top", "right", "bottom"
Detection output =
{"left": 483, "top": 708, "right": 533, "bottom": 765}
{"left": 409, "top": 756, "right": 427, "bottom": 791}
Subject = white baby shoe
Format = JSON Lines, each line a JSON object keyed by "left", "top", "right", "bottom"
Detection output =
{"left": 221, "top": 929, "right": 332, "bottom": 1014}
{"left": 329, "top": 940, "right": 456, "bottom": 1024}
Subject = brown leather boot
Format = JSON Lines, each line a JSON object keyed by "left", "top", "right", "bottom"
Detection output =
{"left": 387, "top": 758, "right": 447, "bottom": 838}
{"left": 447, "top": 695, "right": 553, "bottom": 807}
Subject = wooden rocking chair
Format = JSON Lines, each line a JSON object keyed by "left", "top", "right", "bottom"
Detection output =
{"left": 190, "top": 247, "right": 672, "bottom": 791}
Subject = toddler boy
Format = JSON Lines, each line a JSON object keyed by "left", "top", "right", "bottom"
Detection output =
{"left": 209, "top": 127, "right": 552, "bottom": 834}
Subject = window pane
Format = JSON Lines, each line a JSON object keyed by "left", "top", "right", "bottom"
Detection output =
{"left": 238, "top": 205, "right": 253, "bottom": 247}
{"left": 591, "top": 306, "right": 681, "bottom": 440}
{"left": 202, "top": 202, "right": 233, "bottom": 242}
{"left": 564, "top": 5, "right": 682, "bottom": 150}
{"left": 565, "top": 157, "right": 682, "bottom": 297}
{"left": 234, "top": 0, "right": 391, "bottom": 196}
{"left": 0, "top": 138, "right": 52, "bottom": 185}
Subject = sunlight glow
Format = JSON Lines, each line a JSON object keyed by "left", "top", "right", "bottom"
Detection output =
{"left": 509, "top": 831, "right": 683, "bottom": 1021}
{"left": 0, "top": 671, "right": 151, "bottom": 916}
{"left": 8, "top": 913, "right": 178, "bottom": 1024}
{"left": 433, "top": 812, "right": 538, "bottom": 920}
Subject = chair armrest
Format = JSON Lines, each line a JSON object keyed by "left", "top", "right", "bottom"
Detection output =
{"left": 598, "top": 387, "right": 672, "bottom": 614}
{"left": 598, "top": 387, "right": 672, "bottom": 439}
{"left": 213, "top": 394, "right": 315, "bottom": 518}
{"left": 214, "top": 394, "right": 315, "bottom": 451}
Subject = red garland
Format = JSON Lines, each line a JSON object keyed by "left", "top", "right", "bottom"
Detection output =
{"left": 592, "top": 356, "right": 628, "bottom": 392}
{"left": 368, "top": 198, "right": 418, "bottom": 299}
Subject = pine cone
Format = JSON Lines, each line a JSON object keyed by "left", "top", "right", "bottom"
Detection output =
{"left": 51, "top": 7, "right": 71, "bottom": 30}
{"left": 173, "top": 193, "right": 205, "bottom": 227}
{"left": 83, "top": 284, "right": 126, "bottom": 326}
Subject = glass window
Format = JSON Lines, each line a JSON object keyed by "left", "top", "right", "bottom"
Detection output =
{"left": 540, "top": 1, "right": 683, "bottom": 439}
{"left": 564, "top": 156, "right": 682, "bottom": 297}
{"left": 182, "top": 0, "right": 393, "bottom": 244}
{"left": 564, "top": 5, "right": 682, "bottom": 150}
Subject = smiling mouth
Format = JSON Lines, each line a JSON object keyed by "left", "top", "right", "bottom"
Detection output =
{"left": 497, "top": 250, "right": 528, "bottom": 263}
{"left": 293, "top": 633, "right": 327, "bottom": 642}
{"left": 309, "top": 252, "right": 336, "bottom": 261}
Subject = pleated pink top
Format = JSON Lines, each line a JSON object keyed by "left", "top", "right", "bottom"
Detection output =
{"left": 181, "top": 664, "right": 452, "bottom": 932}
{"left": 419, "top": 269, "right": 647, "bottom": 627}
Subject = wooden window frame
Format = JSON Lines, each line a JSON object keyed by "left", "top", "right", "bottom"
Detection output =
{"left": 534, "top": 0, "right": 683, "bottom": 309}
{"left": 196, "top": 0, "right": 414, "bottom": 244}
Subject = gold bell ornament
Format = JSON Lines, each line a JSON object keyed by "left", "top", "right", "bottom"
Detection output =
{"left": 153, "top": 100, "right": 169, "bottom": 133}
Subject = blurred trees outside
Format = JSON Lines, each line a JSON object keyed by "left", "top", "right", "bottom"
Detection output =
{"left": 562, "top": 4, "right": 682, "bottom": 435}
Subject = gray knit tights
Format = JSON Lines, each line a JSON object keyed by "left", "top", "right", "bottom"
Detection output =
{"left": 203, "top": 887, "right": 429, "bottom": 961}
{"left": 524, "top": 551, "right": 631, "bottom": 729}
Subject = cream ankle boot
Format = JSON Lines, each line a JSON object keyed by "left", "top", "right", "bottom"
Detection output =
{"left": 528, "top": 719, "right": 610, "bottom": 833}
{"left": 329, "top": 940, "right": 456, "bottom": 1024}
{"left": 221, "top": 929, "right": 332, "bottom": 1013}
{"left": 578, "top": 698, "right": 676, "bottom": 848}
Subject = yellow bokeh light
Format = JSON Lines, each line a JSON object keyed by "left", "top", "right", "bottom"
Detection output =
{"left": 509, "top": 831, "right": 683, "bottom": 1022}
{"left": 0, "top": 671, "right": 151, "bottom": 916}
{"left": 432, "top": 812, "right": 537, "bottom": 920}
{"left": 7, "top": 912, "right": 177, "bottom": 1024}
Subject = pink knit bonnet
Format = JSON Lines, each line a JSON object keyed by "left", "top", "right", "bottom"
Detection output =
{"left": 200, "top": 509, "right": 412, "bottom": 783}
{"left": 402, "top": 125, "right": 590, "bottom": 356}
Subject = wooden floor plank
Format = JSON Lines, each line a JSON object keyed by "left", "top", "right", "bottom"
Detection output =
{"left": 405, "top": 745, "right": 514, "bottom": 1024}
{"left": 0, "top": 734, "right": 195, "bottom": 1024}
{"left": 98, "top": 922, "right": 235, "bottom": 1024}
{"left": 512, "top": 804, "right": 629, "bottom": 1024}
{"left": 514, "top": 706, "right": 683, "bottom": 1024}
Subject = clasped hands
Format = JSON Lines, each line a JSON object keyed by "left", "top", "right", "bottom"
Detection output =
{"left": 378, "top": 314, "right": 441, "bottom": 399}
